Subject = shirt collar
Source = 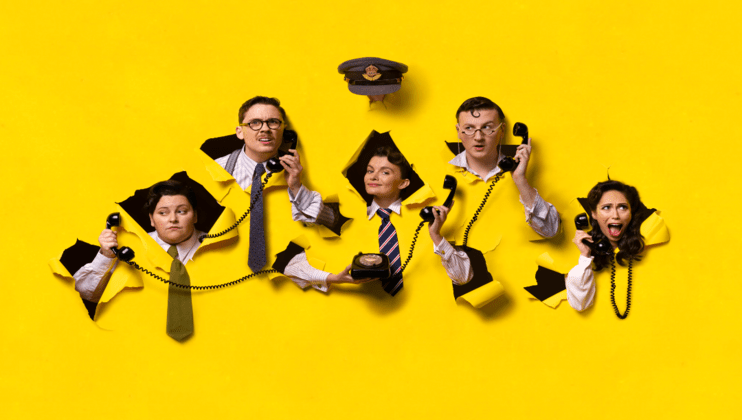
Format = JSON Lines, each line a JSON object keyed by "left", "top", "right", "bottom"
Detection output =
{"left": 151, "top": 230, "right": 201, "bottom": 263}
{"left": 238, "top": 145, "right": 271, "bottom": 174}
{"left": 449, "top": 150, "right": 503, "bottom": 182}
{"left": 367, "top": 198, "right": 403, "bottom": 220}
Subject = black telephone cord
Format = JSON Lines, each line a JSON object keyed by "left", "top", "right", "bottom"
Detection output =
{"left": 400, "top": 221, "right": 425, "bottom": 273}
{"left": 124, "top": 260, "right": 275, "bottom": 290}
{"left": 609, "top": 257, "right": 633, "bottom": 319}
{"left": 199, "top": 174, "right": 272, "bottom": 242}
{"left": 462, "top": 174, "right": 502, "bottom": 247}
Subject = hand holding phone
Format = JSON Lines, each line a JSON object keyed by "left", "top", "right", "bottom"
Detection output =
{"left": 420, "top": 175, "right": 457, "bottom": 223}
{"left": 574, "top": 213, "right": 613, "bottom": 256}
{"left": 98, "top": 228, "right": 119, "bottom": 258}
{"left": 350, "top": 253, "right": 391, "bottom": 280}
{"left": 265, "top": 130, "right": 298, "bottom": 173}
{"left": 498, "top": 122, "right": 529, "bottom": 172}
{"left": 105, "top": 213, "right": 135, "bottom": 262}
{"left": 279, "top": 149, "right": 304, "bottom": 196}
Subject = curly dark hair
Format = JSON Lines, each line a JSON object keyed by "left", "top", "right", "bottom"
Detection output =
{"left": 143, "top": 180, "right": 198, "bottom": 216}
{"left": 587, "top": 180, "right": 647, "bottom": 271}
{"left": 455, "top": 96, "right": 505, "bottom": 122}
{"left": 371, "top": 146, "right": 412, "bottom": 180}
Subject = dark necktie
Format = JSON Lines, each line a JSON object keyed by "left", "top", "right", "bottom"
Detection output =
{"left": 166, "top": 245, "right": 194, "bottom": 342}
{"left": 248, "top": 164, "right": 267, "bottom": 272}
{"left": 377, "top": 208, "right": 403, "bottom": 296}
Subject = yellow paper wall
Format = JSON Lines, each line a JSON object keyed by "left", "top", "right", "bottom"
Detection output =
{"left": 2, "top": 1, "right": 740, "bottom": 418}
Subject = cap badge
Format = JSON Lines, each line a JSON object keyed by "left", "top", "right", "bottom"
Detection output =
{"left": 362, "top": 64, "right": 382, "bottom": 81}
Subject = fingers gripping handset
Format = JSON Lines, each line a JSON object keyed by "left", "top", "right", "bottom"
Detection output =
{"left": 497, "top": 122, "right": 529, "bottom": 172}
{"left": 420, "top": 175, "right": 458, "bottom": 223}
{"left": 265, "top": 129, "right": 298, "bottom": 173}
{"left": 574, "top": 213, "right": 613, "bottom": 256}
{"left": 199, "top": 130, "right": 300, "bottom": 243}
{"left": 105, "top": 213, "right": 135, "bottom": 262}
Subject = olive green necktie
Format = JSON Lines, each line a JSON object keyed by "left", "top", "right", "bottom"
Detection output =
{"left": 167, "top": 245, "right": 194, "bottom": 342}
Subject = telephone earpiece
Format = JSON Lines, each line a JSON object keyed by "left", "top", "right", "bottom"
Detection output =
{"left": 574, "top": 213, "right": 613, "bottom": 256}
{"left": 513, "top": 122, "right": 529, "bottom": 143}
{"left": 199, "top": 132, "right": 299, "bottom": 243}
{"left": 105, "top": 213, "right": 135, "bottom": 262}
{"left": 497, "top": 122, "right": 530, "bottom": 172}
{"left": 420, "top": 175, "right": 458, "bottom": 223}
{"left": 265, "top": 129, "right": 298, "bottom": 173}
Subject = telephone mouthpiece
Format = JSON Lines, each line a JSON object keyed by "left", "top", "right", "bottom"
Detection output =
{"left": 443, "top": 175, "right": 457, "bottom": 190}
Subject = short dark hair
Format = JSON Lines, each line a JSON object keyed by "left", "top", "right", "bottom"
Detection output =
{"left": 371, "top": 146, "right": 412, "bottom": 180}
{"left": 455, "top": 96, "right": 505, "bottom": 122}
{"left": 144, "top": 180, "right": 198, "bottom": 215}
{"left": 586, "top": 180, "right": 647, "bottom": 270}
{"left": 238, "top": 96, "right": 289, "bottom": 125}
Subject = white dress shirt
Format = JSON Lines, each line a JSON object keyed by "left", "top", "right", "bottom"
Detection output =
{"left": 285, "top": 198, "right": 475, "bottom": 292}
{"left": 566, "top": 255, "right": 596, "bottom": 311}
{"left": 215, "top": 146, "right": 322, "bottom": 222}
{"left": 449, "top": 150, "right": 560, "bottom": 238}
{"left": 73, "top": 230, "right": 204, "bottom": 303}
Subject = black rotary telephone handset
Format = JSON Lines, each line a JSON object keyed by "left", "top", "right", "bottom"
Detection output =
{"left": 461, "top": 122, "right": 529, "bottom": 246}
{"left": 419, "top": 175, "right": 457, "bottom": 223}
{"left": 351, "top": 175, "right": 458, "bottom": 280}
{"left": 105, "top": 212, "right": 275, "bottom": 290}
{"left": 265, "top": 129, "right": 298, "bottom": 173}
{"left": 497, "top": 122, "right": 529, "bottom": 172}
{"left": 574, "top": 213, "right": 613, "bottom": 256}
{"left": 199, "top": 131, "right": 299, "bottom": 243}
{"left": 105, "top": 213, "right": 135, "bottom": 262}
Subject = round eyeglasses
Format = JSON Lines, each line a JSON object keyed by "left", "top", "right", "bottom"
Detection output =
{"left": 460, "top": 122, "right": 503, "bottom": 137}
{"left": 240, "top": 118, "right": 283, "bottom": 131}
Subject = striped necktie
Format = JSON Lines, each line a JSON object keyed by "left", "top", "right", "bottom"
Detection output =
{"left": 248, "top": 164, "right": 267, "bottom": 272}
{"left": 376, "top": 208, "right": 403, "bottom": 296}
{"left": 166, "top": 245, "right": 194, "bottom": 342}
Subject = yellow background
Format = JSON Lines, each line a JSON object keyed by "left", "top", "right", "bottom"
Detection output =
{"left": 2, "top": 0, "right": 740, "bottom": 418}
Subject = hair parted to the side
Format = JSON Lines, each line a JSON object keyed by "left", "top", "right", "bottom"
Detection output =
{"left": 455, "top": 96, "right": 505, "bottom": 121}
{"left": 587, "top": 180, "right": 647, "bottom": 270}
{"left": 238, "top": 96, "right": 289, "bottom": 126}
{"left": 144, "top": 180, "right": 198, "bottom": 215}
{"left": 371, "top": 145, "right": 412, "bottom": 181}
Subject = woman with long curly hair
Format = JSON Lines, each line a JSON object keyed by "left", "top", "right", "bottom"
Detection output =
{"left": 567, "top": 180, "right": 648, "bottom": 313}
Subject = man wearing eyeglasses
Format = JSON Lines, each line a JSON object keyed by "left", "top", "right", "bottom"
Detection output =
{"left": 428, "top": 97, "right": 560, "bottom": 296}
{"left": 213, "top": 96, "right": 326, "bottom": 222}
{"left": 210, "top": 96, "right": 338, "bottom": 284}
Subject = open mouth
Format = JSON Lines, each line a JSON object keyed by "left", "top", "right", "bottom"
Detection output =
{"left": 607, "top": 223, "right": 623, "bottom": 237}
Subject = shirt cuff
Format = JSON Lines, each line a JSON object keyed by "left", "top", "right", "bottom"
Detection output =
{"left": 577, "top": 255, "right": 594, "bottom": 267}
{"left": 288, "top": 184, "right": 322, "bottom": 220}
{"left": 433, "top": 239, "right": 456, "bottom": 262}
{"left": 519, "top": 189, "right": 549, "bottom": 221}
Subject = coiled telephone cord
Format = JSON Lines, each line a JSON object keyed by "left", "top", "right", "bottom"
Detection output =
{"left": 609, "top": 257, "right": 633, "bottom": 319}
{"left": 124, "top": 260, "right": 275, "bottom": 290}
{"left": 400, "top": 221, "right": 425, "bottom": 273}
{"left": 199, "top": 174, "right": 272, "bottom": 242}
{"left": 462, "top": 174, "right": 502, "bottom": 247}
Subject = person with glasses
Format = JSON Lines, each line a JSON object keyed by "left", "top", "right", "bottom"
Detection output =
{"left": 427, "top": 97, "right": 561, "bottom": 304}
{"left": 213, "top": 96, "right": 323, "bottom": 222}
{"left": 199, "top": 96, "right": 344, "bottom": 284}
